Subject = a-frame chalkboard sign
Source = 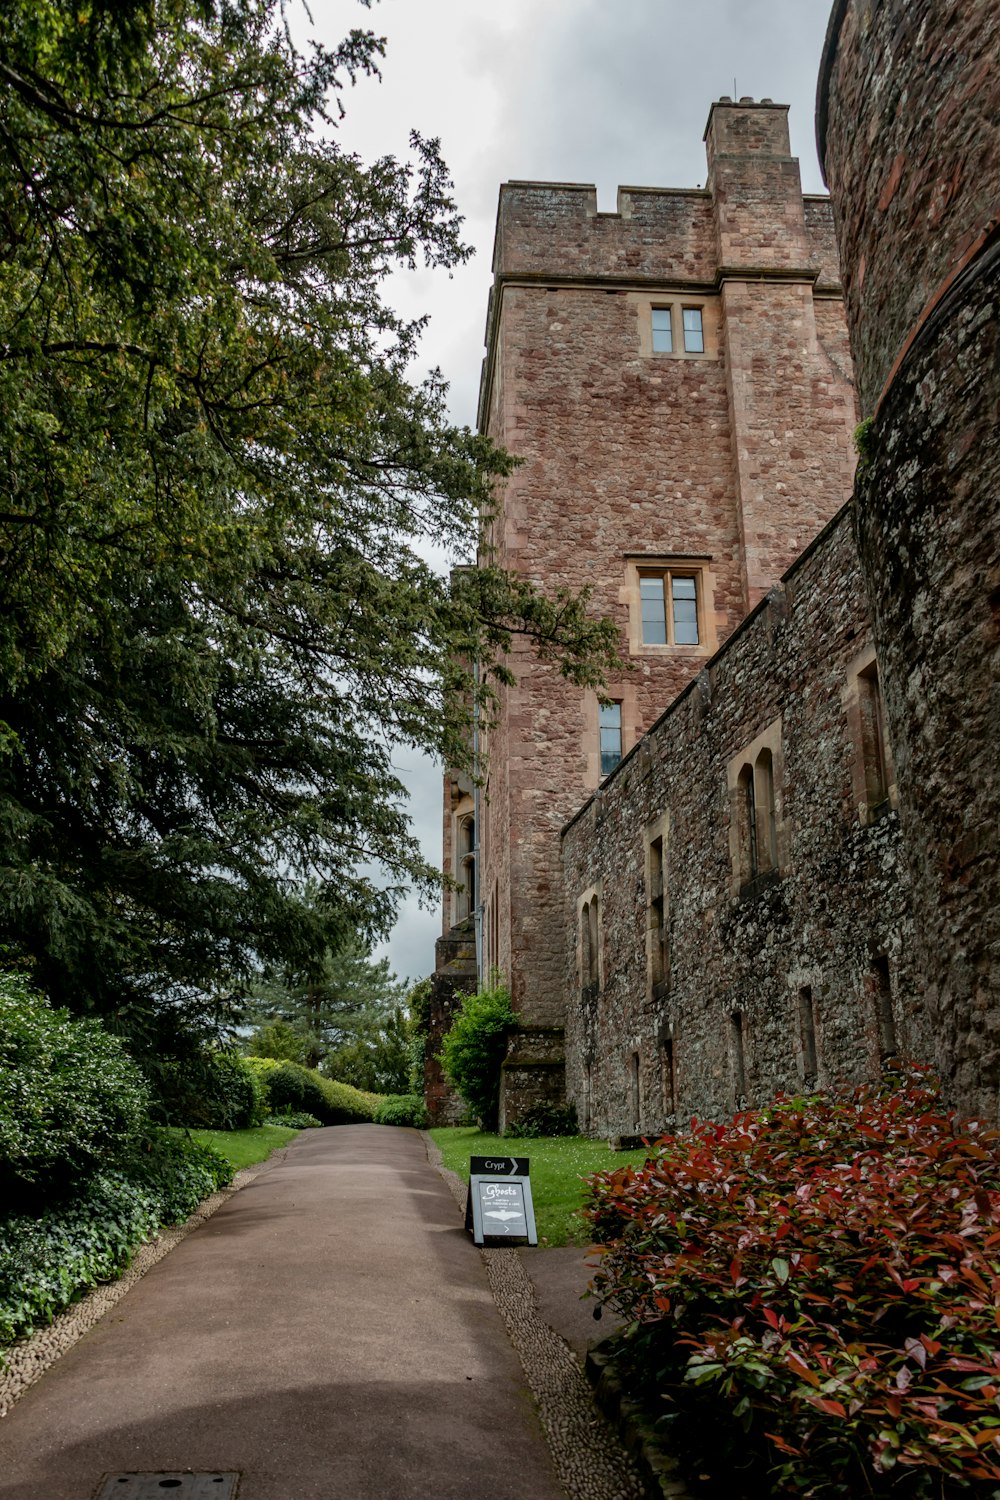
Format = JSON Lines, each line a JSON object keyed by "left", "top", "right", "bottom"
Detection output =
{"left": 465, "top": 1155, "right": 538, "bottom": 1245}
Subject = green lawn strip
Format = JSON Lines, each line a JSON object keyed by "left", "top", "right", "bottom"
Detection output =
{"left": 186, "top": 1123, "right": 300, "bottom": 1171}
{"left": 428, "top": 1127, "right": 651, "bottom": 1247}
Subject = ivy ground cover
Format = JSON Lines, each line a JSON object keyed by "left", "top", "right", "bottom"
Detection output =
{"left": 584, "top": 1071, "right": 1000, "bottom": 1498}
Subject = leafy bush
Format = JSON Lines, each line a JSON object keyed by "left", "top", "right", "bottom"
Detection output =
{"left": 0, "top": 1131, "right": 231, "bottom": 1352}
{"left": 584, "top": 1069, "right": 1000, "bottom": 1498}
{"left": 250, "top": 1056, "right": 376, "bottom": 1125}
{"left": 373, "top": 1093, "right": 429, "bottom": 1128}
{"left": 158, "top": 1049, "right": 265, "bottom": 1131}
{"left": 263, "top": 1110, "right": 323, "bottom": 1129}
{"left": 0, "top": 971, "right": 150, "bottom": 1200}
{"left": 506, "top": 1101, "right": 578, "bottom": 1138}
{"left": 439, "top": 980, "right": 516, "bottom": 1130}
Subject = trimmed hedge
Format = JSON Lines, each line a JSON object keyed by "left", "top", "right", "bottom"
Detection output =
{"left": 0, "top": 1131, "right": 232, "bottom": 1353}
{"left": 584, "top": 1069, "right": 1000, "bottom": 1498}
{"left": 245, "top": 1055, "right": 377, "bottom": 1125}
{"left": 373, "top": 1093, "right": 429, "bottom": 1128}
{"left": 0, "top": 971, "right": 149, "bottom": 1199}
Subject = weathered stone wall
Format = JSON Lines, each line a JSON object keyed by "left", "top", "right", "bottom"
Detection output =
{"left": 817, "top": 0, "right": 1000, "bottom": 414}
{"left": 820, "top": 0, "right": 1000, "bottom": 1117}
{"left": 425, "top": 921, "right": 477, "bottom": 1126}
{"left": 561, "top": 508, "right": 921, "bottom": 1137}
{"left": 472, "top": 101, "right": 858, "bottom": 1096}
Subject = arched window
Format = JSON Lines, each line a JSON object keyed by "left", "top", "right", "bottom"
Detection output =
{"left": 455, "top": 811, "right": 475, "bottom": 921}
{"left": 579, "top": 893, "right": 601, "bottom": 994}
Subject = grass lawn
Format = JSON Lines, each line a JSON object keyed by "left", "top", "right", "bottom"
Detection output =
{"left": 188, "top": 1123, "right": 301, "bottom": 1171}
{"left": 429, "top": 1127, "right": 652, "bottom": 1247}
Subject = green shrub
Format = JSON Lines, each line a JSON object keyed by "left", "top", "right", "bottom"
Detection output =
{"left": 505, "top": 1101, "right": 577, "bottom": 1138}
{"left": 439, "top": 979, "right": 516, "bottom": 1130}
{"left": 584, "top": 1069, "right": 1000, "bottom": 1497}
{"left": 158, "top": 1049, "right": 265, "bottom": 1131}
{"left": 373, "top": 1093, "right": 429, "bottom": 1128}
{"left": 252, "top": 1056, "right": 376, "bottom": 1125}
{"left": 0, "top": 971, "right": 150, "bottom": 1200}
{"left": 0, "top": 1130, "right": 231, "bottom": 1352}
{"left": 264, "top": 1110, "right": 323, "bottom": 1129}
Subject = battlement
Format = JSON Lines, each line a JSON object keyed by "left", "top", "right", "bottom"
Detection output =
{"left": 488, "top": 98, "right": 835, "bottom": 291}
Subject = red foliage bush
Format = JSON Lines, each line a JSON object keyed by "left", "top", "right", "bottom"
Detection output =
{"left": 583, "top": 1070, "right": 1000, "bottom": 1497}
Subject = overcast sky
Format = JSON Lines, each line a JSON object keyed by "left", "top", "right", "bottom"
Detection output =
{"left": 313, "top": 0, "right": 836, "bottom": 986}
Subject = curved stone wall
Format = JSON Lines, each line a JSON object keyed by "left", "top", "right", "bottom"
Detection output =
{"left": 820, "top": 0, "right": 1000, "bottom": 1115}
{"left": 818, "top": 0, "right": 1000, "bottom": 414}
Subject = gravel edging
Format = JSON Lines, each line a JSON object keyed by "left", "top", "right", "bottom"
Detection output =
{"left": 0, "top": 1148, "right": 288, "bottom": 1419}
{"left": 585, "top": 1343, "right": 694, "bottom": 1499}
{"left": 422, "top": 1131, "right": 650, "bottom": 1500}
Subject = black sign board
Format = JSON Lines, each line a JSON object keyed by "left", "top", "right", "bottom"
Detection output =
{"left": 470, "top": 1155, "right": 530, "bottom": 1178}
{"left": 465, "top": 1157, "right": 537, "bottom": 1245}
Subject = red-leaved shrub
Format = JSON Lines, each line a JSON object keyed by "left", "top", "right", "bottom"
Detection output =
{"left": 584, "top": 1069, "right": 1000, "bottom": 1498}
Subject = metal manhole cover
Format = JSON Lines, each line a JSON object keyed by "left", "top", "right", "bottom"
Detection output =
{"left": 98, "top": 1476, "right": 239, "bottom": 1499}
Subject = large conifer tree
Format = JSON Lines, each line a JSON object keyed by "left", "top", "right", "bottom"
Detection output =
{"left": 0, "top": 0, "right": 619, "bottom": 1034}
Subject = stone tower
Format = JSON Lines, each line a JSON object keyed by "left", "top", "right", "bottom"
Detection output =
{"left": 437, "top": 99, "right": 859, "bottom": 1126}
{"left": 819, "top": 0, "right": 1000, "bottom": 1116}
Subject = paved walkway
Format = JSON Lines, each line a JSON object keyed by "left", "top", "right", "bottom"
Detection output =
{"left": 0, "top": 1127, "right": 566, "bottom": 1500}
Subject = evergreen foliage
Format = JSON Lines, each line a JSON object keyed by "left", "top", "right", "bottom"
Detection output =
{"left": 245, "top": 938, "right": 408, "bottom": 1072}
{"left": 0, "top": 0, "right": 621, "bottom": 1037}
{"left": 0, "top": 1132, "right": 232, "bottom": 1354}
{"left": 372, "top": 1093, "right": 429, "bottom": 1128}
{"left": 439, "top": 979, "right": 516, "bottom": 1131}
{"left": 0, "top": 971, "right": 149, "bottom": 1201}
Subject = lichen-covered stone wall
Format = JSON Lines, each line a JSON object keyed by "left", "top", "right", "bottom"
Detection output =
{"left": 561, "top": 508, "right": 921, "bottom": 1136}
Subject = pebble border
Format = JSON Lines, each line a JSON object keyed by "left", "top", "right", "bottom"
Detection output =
{"left": 0, "top": 1153, "right": 283, "bottom": 1419}
{"left": 423, "top": 1132, "right": 652, "bottom": 1500}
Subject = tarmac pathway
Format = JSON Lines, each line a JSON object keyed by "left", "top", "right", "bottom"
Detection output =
{"left": 0, "top": 1126, "right": 568, "bottom": 1500}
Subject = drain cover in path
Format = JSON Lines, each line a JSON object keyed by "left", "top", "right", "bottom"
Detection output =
{"left": 98, "top": 1476, "right": 239, "bottom": 1499}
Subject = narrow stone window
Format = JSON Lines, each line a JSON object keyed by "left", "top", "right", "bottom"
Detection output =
{"left": 588, "top": 898, "right": 600, "bottom": 986}
{"left": 738, "top": 763, "right": 758, "bottom": 882}
{"left": 580, "top": 1063, "right": 592, "bottom": 1134}
{"left": 599, "top": 702, "right": 623, "bottom": 776}
{"left": 661, "top": 1035, "right": 676, "bottom": 1116}
{"left": 651, "top": 306, "right": 673, "bottom": 353}
{"left": 798, "top": 986, "right": 818, "bottom": 1085}
{"left": 755, "top": 748, "right": 777, "bottom": 872}
{"left": 630, "top": 1050, "right": 642, "bottom": 1130}
{"left": 682, "top": 306, "right": 704, "bottom": 353}
{"left": 729, "top": 1011, "right": 747, "bottom": 1103}
{"left": 580, "top": 901, "right": 593, "bottom": 993}
{"left": 648, "top": 834, "right": 668, "bottom": 993}
{"left": 859, "top": 661, "right": 890, "bottom": 816}
{"left": 872, "top": 954, "right": 897, "bottom": 1060}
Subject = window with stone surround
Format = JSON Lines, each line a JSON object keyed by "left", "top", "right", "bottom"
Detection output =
{"left": 727, "top": 718, "right": 785, "bottom": 895}
{"left": 578, "top": 886, "right": 602, "bottom": 999}
{"left": 599, "top": 701, "right": 623, "bottom": 777}
{"left": 870, "top": 953, "right": 898, "bottom": 1063}
{"left": 843, "top": 646, "right": 897, "bottom": 826}
{"left": 640, "top": 296, "right": 716, "bottom": 359}
{"left": 625, "top": 556, "right": 716, "bottom": 657}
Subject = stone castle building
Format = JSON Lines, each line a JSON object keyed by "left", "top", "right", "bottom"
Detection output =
{"left": 430, "top": 0, "right": 999, "bottom": 1133}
